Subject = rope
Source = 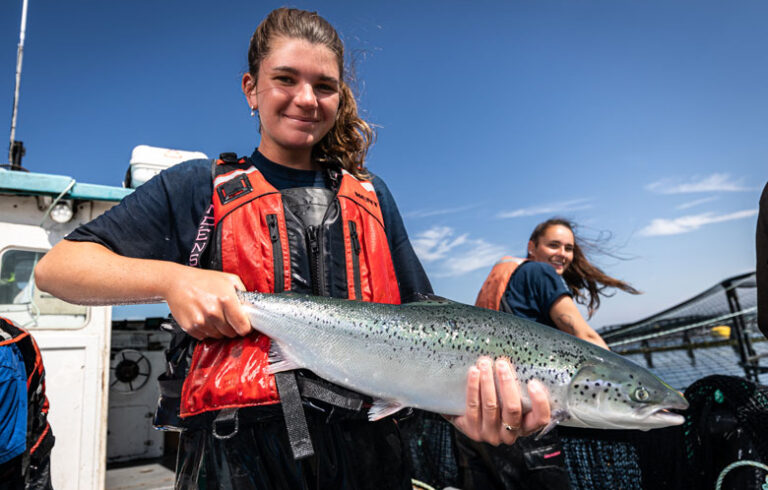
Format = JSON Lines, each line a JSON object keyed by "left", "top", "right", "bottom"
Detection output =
{"left": 608, "top": 307, "right": 757, "bottom": 347}
{"left": 410, "top": 479, "right": 437, "bottom": 490}
{"left": 715, "top": 460, "right": 768, "bottom": 490}
{"left": 39, "top": 179, "right": 76, "bottom": 225}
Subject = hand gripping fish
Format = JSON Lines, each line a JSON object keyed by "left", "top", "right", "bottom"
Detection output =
{"left": 239, "top": 291, "right": 688, "bottom": 433}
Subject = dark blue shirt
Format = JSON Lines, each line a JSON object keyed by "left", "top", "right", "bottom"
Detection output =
{"left": 0, "top": 343, "right": 26, "bottom": 465}
{"left": 501, "top": 261, "right": 572, "bottom": 327}
{"left": 66, "top": 149, "right": 431, "bottom": 300}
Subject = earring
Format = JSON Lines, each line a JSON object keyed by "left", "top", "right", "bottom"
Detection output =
{"left": 250, "top": 106, "right": 256, "bottom": 117}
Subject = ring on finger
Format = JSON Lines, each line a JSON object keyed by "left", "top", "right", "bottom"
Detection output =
{"left": 503, "top": 423, "right": 520, "bottom": 432}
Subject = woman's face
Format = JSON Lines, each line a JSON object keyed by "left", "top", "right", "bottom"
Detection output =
{"left": 244, "top": 37, "right": 340, "bottom": 164}
{"left": 528, "top": 224, "right": 574, "bottom": 276}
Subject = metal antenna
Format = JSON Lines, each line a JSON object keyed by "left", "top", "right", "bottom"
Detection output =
{"left": 8, "top": 0, "right": 29, "bottom": 168}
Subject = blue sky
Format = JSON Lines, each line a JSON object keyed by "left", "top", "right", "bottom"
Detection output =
{"left": 2, "top": 1, "right": 764, "bottom": 327}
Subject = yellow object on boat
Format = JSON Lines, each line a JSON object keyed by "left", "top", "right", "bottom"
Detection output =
{"left": 711, "top": 326, "right": 731, "bottom": 338}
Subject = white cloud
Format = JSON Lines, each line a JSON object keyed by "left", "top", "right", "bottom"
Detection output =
{"left": 676, "top": 197, "right": 719, "bottom": 210}
{"left": 645, "top": 173, "right": 751, "bottom": 194}
{"left": 639, "top": 209, "right": 757, "bottom": 236}
{"left": 497, "top": 198, "right": 592, "bottom": 219}
{"left": 412, "top": 226, "right": 506, "bottom": 277}
{"left": 411, "top": 226, "right": 468, "bottom": 262}
{"left": 405, "top": 203, "right": 478, "bottom": 219}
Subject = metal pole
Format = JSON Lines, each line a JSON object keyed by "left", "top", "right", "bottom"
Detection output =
{"left": 9, "top": 0, "right": 29, "bottom": 165}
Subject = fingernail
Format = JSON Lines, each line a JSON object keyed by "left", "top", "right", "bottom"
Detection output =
{"left": 479, "top": 359, "right": 491, "bottom": 369}
{"left": 498, "top": 361, "right": 511, "bottom": 379}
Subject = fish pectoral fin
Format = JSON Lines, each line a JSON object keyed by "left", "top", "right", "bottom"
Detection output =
{"left": 267, "top": 343, "right": 301, "bottom": 374}
{"left": 368, "top": 399, "right": 407, "bottom": 421}
{"left": 534, "top": 409, "right": 569, "bottom": 441}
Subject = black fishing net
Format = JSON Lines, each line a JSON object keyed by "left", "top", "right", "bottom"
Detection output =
{"left": 400, "top": 410, "right": 460, "bottom": 489}
{"left": 682, "top": 375, "right": 768, "bottom": 489}
{"left": 558, "top": 425, "right": 686, "bottom": 490}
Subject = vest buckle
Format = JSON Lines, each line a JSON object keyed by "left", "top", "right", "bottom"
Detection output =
{"left": 211, "top": 408, "right": 239, "bottom": 440}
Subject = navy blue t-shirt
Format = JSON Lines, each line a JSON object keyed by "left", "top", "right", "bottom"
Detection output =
{"left": 66, "top": 149, "right": 432, "bottom": 300}
{"left": 501, "top": 261, "right": 572, "bottom": 328}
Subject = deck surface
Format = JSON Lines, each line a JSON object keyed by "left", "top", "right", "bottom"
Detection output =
{"left": 105, "top": 463, "right": 174, "bottom": 490}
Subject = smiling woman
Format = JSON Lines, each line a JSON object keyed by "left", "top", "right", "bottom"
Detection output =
{"left": 465, "top": 217, "right": 643, "bottom": 490}
{"left": 33, "top": 6, "right": 555, "bottom": 490}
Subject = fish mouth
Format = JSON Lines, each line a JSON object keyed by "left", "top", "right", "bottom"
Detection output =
{"left": 633, "top": 390, "right": 688, "bottom": 426}
{"left": 641, "top": 408, "right": 685, "bottom": 428}
{"left": 571, "top": 405, "right": 687, "bottom": 430}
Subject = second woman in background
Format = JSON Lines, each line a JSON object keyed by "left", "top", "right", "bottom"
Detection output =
{"left": 464, "top": 217, "right": 640, "bottom": 490}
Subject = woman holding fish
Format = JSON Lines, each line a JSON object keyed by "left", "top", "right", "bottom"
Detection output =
{"left": 465, "top": 217, "right": 641, "bottom": 489}
{"left": 34, "top": 8, "right": 551, "bottom": 489}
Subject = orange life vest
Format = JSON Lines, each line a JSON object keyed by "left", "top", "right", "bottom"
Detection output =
{"left": 179, "top": 157, "right": 401, "bottom": 418}
{"left": 474, "top": 256, "right": 527, "bottom": 311}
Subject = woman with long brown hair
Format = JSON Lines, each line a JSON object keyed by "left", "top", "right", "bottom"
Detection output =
{"left": 464, "top": 217, "right": 640, "bottom": 489}
{"left": 35, "top": 8, "right": 551, "bottom": 489}
{"left": 506, "top": 217, "right": 640, "bottom": 348}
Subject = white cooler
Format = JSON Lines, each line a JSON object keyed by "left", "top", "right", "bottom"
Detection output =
{"left": 126, "top": 145, "right": 208, "bottom": 188}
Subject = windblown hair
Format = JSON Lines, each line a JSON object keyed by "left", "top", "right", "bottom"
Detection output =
{"left": 247, "top": 8, "right": 374, "bottom": 178}
{"left": 528, "top": 218, "right": 640, "bottom": 318}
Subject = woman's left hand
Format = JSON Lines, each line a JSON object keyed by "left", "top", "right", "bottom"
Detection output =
{"left": 447, "top": 357, "right": 550, "bottom": 446}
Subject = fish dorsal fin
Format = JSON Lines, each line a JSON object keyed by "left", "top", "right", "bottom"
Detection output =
{"left": 402, "top": 292, "right": 458, "bottom": 306}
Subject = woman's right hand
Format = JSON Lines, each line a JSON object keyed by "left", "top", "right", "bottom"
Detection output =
{"left": 447, "top": 357, "right": 550, "bottom": 446}
{"left": 163, "top": 267, "right": 252, "bottom": 340}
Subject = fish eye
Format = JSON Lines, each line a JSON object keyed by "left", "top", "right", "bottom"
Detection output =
{"left": 633, "top": 387, "right": 650, "bottom": 402}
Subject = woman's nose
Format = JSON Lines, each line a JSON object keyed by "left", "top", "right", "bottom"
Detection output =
{"left": 294, "top": 83, "right": 318, "bottom": 108}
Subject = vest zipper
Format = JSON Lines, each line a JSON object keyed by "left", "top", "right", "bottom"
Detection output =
{"left": 266, "top": 214, "right": 284, "bottom": 293}
{"left": 348, "top": 221, "right": 362, "bottom": 300}
{"left": 307, "top": 225, "right": 325, "bottom": 296}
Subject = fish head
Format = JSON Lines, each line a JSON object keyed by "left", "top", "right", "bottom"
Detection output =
{"left": 564, "top": 358, "right": 689, "bottom": 431}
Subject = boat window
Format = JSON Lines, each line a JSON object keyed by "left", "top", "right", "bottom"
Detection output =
{"left": 0, "top": 249, "right": 87, "bottom": 328}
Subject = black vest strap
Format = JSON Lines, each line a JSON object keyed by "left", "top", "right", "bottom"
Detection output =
{"left": 275, "top": 372, "right": 314, "bottom": 460}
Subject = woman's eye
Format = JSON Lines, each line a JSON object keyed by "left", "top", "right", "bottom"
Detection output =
{"left": 316, "top": 84, "right": 338, "bottom": 93}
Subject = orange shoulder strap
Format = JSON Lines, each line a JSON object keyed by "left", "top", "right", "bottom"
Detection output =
{"left": 474, "top": 256, "right": 526, "bottom": 310}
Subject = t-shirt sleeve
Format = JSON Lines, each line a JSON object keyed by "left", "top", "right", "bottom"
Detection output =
{"left": 0, "top": 345, "right": 27, "bottom": 465}
{"left": 370, "top": 174, "right": 433, "bottom": 301}
{"left": 65, "top": 160, "right": 212, "bottom": 264}
{"left": 521, "top": 262, "right": 571, "bottom": 313}
{"left": 504, "top": 261, "right": 572, "bottom": 324}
